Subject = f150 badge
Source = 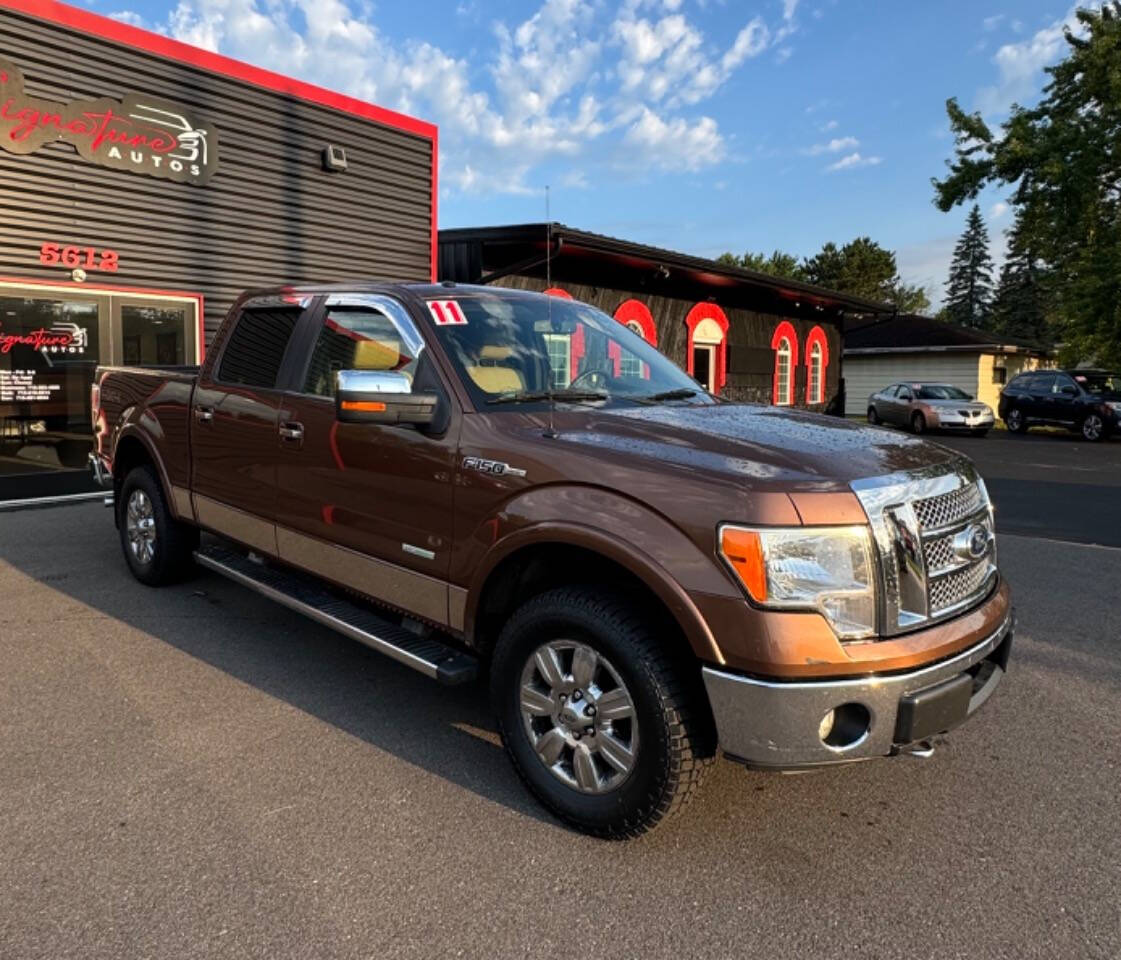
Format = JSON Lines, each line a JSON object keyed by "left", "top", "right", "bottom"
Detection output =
{"left": 462, "top": 457, "right": 526, "bottom": 478}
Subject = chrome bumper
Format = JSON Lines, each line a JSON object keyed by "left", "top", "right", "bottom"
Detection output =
{"left": 88, "top": 452, "right": 112, "bottom": 489}
{"left": 702, "top": 614, "right": 1013, "bottom": 769}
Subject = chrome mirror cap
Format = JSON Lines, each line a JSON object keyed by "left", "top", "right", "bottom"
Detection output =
{"left": 336, "top": 369, "right": 413, "bottom": 395}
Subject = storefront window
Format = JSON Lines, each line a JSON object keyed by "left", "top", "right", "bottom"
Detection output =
{"left": 0, "top": 295, "right": 102, "bottom": 485}
{"left": 119, "top": 304, "right": 190, "bottom": 365}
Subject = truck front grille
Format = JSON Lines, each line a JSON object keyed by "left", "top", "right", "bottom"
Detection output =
{"left": 852, "top": 460, "right": 997, "bottom": 637}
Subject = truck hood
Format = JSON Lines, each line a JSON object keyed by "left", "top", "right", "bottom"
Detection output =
{"left": 551, "top": 402, "right": 959, "bottom": 490}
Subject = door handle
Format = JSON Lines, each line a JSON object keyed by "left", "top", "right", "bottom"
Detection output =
{"left": 194, "top": 406, "right": 214, "bottom": 424}
{"left": 279, "top": 422, "right": 304, "bottom": 441}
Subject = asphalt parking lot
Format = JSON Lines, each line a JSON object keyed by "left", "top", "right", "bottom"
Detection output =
{"left": 2, "top": 436, "right": 1119, "bottom": 959}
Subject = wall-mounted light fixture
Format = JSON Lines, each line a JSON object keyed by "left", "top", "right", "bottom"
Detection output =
{"left": 322, "top": 145, "right": 348, "bottom": 172}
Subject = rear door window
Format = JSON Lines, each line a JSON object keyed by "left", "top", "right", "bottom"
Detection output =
{"left": 217, "top": 306, "right": 302, "bottom": 389}
{"left": 1029, "top": 373, "right": 1056, "bottom": 395}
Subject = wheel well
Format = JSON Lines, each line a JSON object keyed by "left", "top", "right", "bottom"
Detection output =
{"left": 472, "top": 543, "right": 697, "bottom": 666}
{"left": 111, "top": 436, "right": 157, "bottom": 511}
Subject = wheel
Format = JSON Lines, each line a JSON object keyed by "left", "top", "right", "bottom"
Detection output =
{"left": 118, "top": 465, "right": 198, "bottom": 585}
{"left": 491, "top": 587, "right": 715, "bottom": 839}
{"left": 867, "top": 406, "right": 880, "bottom": 425}
{"left": 1005, "top": 406, "right": 1028, "bottom": 433}
{"left": 911, "top": 412, "right": 927, "bottom": 434}
{"left": 1081, "top": 412, "right": 1105, "bottom": 442}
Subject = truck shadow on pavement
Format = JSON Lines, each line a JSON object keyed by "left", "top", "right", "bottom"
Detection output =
{"left": 1, "top": 506, "right": 563, "bottom": 830}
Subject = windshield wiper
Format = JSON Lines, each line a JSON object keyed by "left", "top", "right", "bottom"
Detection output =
{"left": 486, "top": 389, "right": 609, "bottom": 406}
{"left": 633, "top": 388, "right": 699, "bottom": 403}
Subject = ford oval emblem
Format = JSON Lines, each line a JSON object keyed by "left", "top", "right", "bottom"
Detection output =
{"left": 953, "top": 523, "right": 990, "bottom": 562}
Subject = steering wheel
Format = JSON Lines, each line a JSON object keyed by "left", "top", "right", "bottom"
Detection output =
{"left": 569, "top": 369, "right": 610, "bottom": 391}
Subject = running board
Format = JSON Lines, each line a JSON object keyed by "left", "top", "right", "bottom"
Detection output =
{"left": 194, "top": 544, "right": 478, "bottom": 685}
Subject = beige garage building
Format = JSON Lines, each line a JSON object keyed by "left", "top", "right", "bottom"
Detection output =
{"left": 842, "top": 315, "right": 1051, "bottom": 416}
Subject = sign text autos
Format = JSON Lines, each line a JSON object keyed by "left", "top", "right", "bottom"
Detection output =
{"left": 0, "top": 56, "right": 218, "bottom": 185}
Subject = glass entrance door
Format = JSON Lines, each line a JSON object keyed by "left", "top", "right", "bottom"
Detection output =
{"left": 0, "top": 284, "right": 199, "bottom": 502}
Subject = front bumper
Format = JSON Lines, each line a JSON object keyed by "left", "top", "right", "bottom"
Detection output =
{"left": 702, "top": 613, "right": 1013, "bottom": 769}
{"left": 930, "top": 412, "right": 994, "bottom": 430}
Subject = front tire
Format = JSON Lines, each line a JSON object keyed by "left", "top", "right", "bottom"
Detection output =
{"left": 1005, "top": 407, "right": 1028, "bottom": 433}
{"left": 1081, "top": 412, "right": 1106, "bottom": 442}
{"left": 867, "top": 407, "right": 880, "bottom": 425}
{"left": 491, "top": 587, "right": 714, "bottom": 839}
{"left": 911, "top": 412, "right": 927, "bottom": 434}
{"left": 118, "top": 465, "right": 198, "bottom": 585}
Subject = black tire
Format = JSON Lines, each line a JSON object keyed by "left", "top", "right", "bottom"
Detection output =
{"left": 491, "top": 587, "right": 715, "bottom": 839}
{"left": 1080, "top": 412, "right": 1106, "bottom": 442}
{"left": 911, "top": 412, "right": 927, "bottom": 435}
{"left": 867, "top": 407, "right": 880, "bottom": 425}
{"left": 1005, "top": 406, "right": 1028, "bottom": 433}
{"left": 118, "top": 465, "right": 198, "bottom": 586}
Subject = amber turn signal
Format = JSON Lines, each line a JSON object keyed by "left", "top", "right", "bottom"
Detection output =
{"left": 720, "top": 527, "right": 767, "bottom": 602}
{"left": 340, "top": 400, "right": 387, "bottom": 412}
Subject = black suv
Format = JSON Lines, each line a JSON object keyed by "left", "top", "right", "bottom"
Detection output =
{"left": 998, "top": 369, "right": 1121, "bottom": 441}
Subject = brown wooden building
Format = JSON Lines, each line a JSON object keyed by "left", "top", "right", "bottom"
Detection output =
{"left": 438, "top": 224, "right": 892, "bottom": 410}
{"left": 0, "top": 0, "right": 435, "bottom": 500}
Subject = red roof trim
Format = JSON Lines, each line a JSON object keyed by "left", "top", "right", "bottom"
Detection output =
{"left": 0, "top": 0, "right": 437, "bottom": 141}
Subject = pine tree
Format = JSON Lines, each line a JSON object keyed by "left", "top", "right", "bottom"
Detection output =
{"left": 944, "top": 205, "right": 994, "bottom": 327}
{"left": 990, "top": 219, "right": 1050, "bottom": 343}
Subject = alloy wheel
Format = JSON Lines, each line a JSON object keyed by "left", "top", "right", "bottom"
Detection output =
{"left": 519, "top": 640, "right": 639, "bottom": 794}
{"left": 1082, "top": 414, "right": 1103, "bottom": 441}
{"left": 126, "top": 489, "right": 157, "bottom": 565}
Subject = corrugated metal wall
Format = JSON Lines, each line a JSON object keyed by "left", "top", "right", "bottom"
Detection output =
{"left": 493, "top": 275, "right": 842, "bottom": 408}
{"left": 0, "top": 5, "right": 434, "bottom": 344}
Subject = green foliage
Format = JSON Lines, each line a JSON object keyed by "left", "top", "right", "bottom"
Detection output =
{"left": 990, "top": 214, "right": 1051, "bottom": 342}
{"left": 717, "top": 238, "right": 931, "bottom": 313}
{"left": 717, "top": 249, "right": 807, "bottom": 281}
{"left": 944, "top": 205, "right": 994, "bottom": 327}
{"left": 932, "top": 2, "right": 1121, "bottom": 366}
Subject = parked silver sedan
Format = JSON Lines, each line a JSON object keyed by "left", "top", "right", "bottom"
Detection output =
{"left": 867, "top": 382, "right": 994, "bottom": 436}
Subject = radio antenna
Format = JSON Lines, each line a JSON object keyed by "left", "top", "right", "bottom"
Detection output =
{"left": 543, "top": 186, "right": 558, "bottom": 439}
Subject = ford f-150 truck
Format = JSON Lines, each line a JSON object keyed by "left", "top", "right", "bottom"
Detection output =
{"left": 91, "top": 283, "right": 1013, "bottom": 838}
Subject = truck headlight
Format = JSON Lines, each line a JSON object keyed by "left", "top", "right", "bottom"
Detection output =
{"left": 719, "top": 525, "right": 877, "bottom": 640}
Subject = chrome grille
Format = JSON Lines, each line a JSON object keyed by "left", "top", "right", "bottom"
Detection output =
{"left": 929, "top": 560, "right": 992, "bottom": 613}
{"left": 852, "top": 459, "right": 997, "bottom": 638}
{"left": 923, "top": 534, "right": 957, "bottom": 574}
{"left": 912, "top": 484, "right": 983, "bottom": 531}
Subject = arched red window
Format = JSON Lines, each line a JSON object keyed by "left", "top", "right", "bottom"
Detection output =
{"left": 771, "top": 320, "right": 799, "bottom": 406}
{"left": 804, "top": 325, "right": 829, "bottom": 405}
{"left": 542, "top": 287, "right": 573, "bottom": 299}
{"left": 684, "top": 303, "right": 729, "bottom": 394}
{"left": 613, "top": 299, "right": 657, "bottom": 346}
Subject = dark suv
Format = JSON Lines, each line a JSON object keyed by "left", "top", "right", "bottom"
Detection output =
{"left": 999, "top": 369, "right": 1121, "bottom": 441}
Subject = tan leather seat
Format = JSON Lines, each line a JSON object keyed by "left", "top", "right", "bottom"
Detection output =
{"left": 353, "top": 337, "right": 401, "bottom": 371}
{"left": 466, "top": 344, "right": 525, "bottom": 393}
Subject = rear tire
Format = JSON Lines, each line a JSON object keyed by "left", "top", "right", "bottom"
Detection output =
{"left": 491, "top": 587, "right": 715, "bottom": 839}
{"left": 1005, "top": 407, "right": 1028, "bottom": 433}
{"left": 118, "top": 465, "right": 198, "bottom": 586}
{"left": 911, "top": 412, "right": 927, "bottom": 435}
{"left": 867, "top": 407, "right": 880, "bottom": 425}
{"left": 1080, "top": 412, "right": 1106, "bottom": 442}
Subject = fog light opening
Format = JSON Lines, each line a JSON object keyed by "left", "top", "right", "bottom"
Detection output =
{"left": 820, "top": 703, "right": 871, "bottom": 750}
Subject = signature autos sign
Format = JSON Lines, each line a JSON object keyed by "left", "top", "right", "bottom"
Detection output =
{"left": 0, "top": 56, "right": 218, "bottom": 185}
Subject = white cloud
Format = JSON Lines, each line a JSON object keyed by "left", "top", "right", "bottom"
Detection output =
{"left": 803, "top": 135, "right": 858, "bottom": 155}
{"left": 976, "top": 6, "right": 1083, "bottom": 114}
{"left": 982, "top": 14, "right": 1004, "bottom": 31}
{"left": 819, "top": 119, "right": 839, "bottom": 131}
{"left": 825, "top": 152, "right": 881, "bottom": 171}
{"left": 990, "top": 201, "right": 1009, "bottom": 219}
{"left": 622, "top": 108, "right": 724, "bottom": 170}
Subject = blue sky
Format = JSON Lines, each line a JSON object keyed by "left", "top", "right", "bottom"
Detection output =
{"left": 91, "top": 0, "right": 1084, "bottom": 306}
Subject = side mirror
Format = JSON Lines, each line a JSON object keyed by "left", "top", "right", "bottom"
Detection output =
{"left": 335, "top": 370, "right": 438, "bottom": 426}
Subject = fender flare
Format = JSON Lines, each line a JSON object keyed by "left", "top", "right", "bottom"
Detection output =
{"left": 464, "top": 520, "right": 725, "bottom": 665}
{"left": 111, "top": 421, "right": 183, "bottom": 521}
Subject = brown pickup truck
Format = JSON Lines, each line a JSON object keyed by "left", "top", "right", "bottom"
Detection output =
{"left": 91, "top": 283, "right": 1013, "bottom": 838}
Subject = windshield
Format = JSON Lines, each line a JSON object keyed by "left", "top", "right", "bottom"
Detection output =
{"left": 425, "top": 293, "right": 714, "bottom": 408}
{"left": 1073, "top": 372, "right": 1120, "bottom": 396}
{"left": 915, "top": 384, "right": 971, "bottom": 400}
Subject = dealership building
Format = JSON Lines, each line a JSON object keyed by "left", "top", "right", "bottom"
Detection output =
{"left": 0, "top": 0, "right": 436, "bottom": 501}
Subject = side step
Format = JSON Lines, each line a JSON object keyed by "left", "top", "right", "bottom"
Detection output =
{"left": 194, "top": 544, "right": 478, "bottom": 685}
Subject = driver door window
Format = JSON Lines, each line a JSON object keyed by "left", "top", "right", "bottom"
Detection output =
{"left": 304, "top": 305, "right": 424, "bottom": 397}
